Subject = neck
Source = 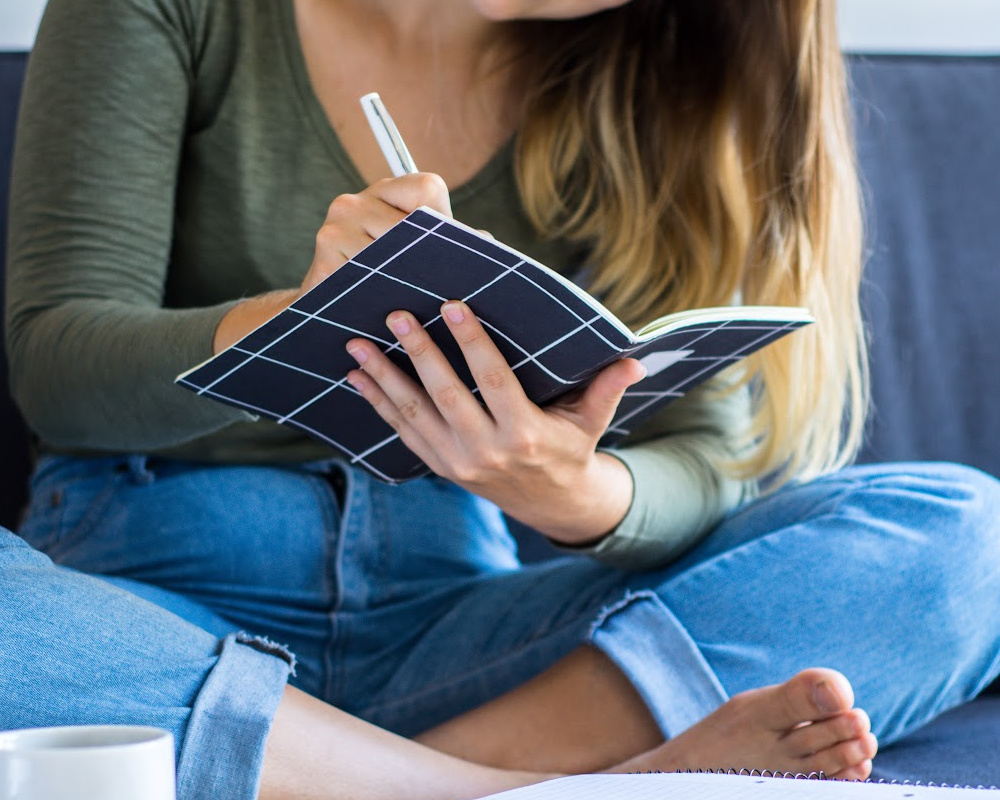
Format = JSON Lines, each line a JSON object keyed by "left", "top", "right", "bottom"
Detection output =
{"left": 293, "top": 0, "right": 525, "bottom": 187}
{"left": 332, "top": 0, "right": 501, "bottom": 53}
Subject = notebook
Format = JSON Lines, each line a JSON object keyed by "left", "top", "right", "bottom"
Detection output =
{"left": 177, "top": 207, "right": 812, "bottom": 483}
{"left": 478, "top": 771, "right": 997, "bottom": 799}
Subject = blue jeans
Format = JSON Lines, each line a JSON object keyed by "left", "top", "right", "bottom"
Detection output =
{"left": 8, "top": 456, "right": 1000, "bottom": 795}
{"left": 0, "top": 529, "right": 292, "bottom": 800}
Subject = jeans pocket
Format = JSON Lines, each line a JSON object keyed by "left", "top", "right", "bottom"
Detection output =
{"left": 19, "top": 457, "right": 129, "bottom": 558}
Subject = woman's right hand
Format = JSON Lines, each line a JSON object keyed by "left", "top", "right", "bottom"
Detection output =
{"left": 299, "top": 173, "right": 453, "bottom": 295}
{"left": 213, "top": 173, "right": 453, "bottom": 353}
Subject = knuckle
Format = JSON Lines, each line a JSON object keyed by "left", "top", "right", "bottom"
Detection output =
{"left": 416, "top": 171, "right": 448, "bottom": 197}
{"left": 479, "top": 449, "right": 507, "bottom": 473}
{"left": 404, "top": 338, "right": 431, "bottom": 359}
{"left": 326, "top": 192, "right": 363, "bottom": 220}
{"left": 314, "top": 223, "right": 339, "bottom": 251}
{"left": 448, "top": 457, "right": 479, "bottom": 484}
{"left": 432, "top": 384, "right": 462, "bottom": 412}
{"left": 451, "top": 457, "right": 489, "bottom": 485}
{"left": 450, "top": 447, "right": 509, "bottom": 485}
{"left": 478, "top": 368, "right": 507, "bottom": 393}
{"left": 507, "top": 428, "right": 541, "bottom": 459}
{"left": 398, "top": 398, "right": 422, "bottom": 422}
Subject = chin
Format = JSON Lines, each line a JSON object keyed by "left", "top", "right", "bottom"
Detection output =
{"left": 468, "top": 0, "right": 523, "bottom": 21}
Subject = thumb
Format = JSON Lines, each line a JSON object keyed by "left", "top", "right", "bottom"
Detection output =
{"left": 558, "top": 358, "right": 647, "bottom": 438}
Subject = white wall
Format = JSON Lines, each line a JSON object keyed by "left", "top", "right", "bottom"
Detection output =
{"left": 0, "top": 0, "right": 47, "bottom": 51}
{"left": 839, "top": 0, "right": 1000, "bottom": 54}
{"left": 2, "top": 0, "right": 1000, "bottom": 53}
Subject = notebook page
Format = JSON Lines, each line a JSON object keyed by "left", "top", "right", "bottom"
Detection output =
{"left": 482, "top": 772, "right": 991, "bottom": 799}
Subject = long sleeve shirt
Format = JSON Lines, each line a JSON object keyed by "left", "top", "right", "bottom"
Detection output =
{"left": 6, "top": 0, "right": 754, "bottom": 570}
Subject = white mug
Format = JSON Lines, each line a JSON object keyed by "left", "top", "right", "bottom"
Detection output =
{"left": 0, "top": 725, "right": 175, "bottom": 800}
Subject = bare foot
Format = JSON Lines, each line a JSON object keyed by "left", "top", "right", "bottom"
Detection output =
{"left": 610, "top": 669, "right": 878, "bottom": 781}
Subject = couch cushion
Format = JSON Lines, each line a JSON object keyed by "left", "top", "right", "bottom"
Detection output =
{"left": 851, "top": 55, "right": 1000, "bottom": 479}
{"left": 872, "top": 697, "right": 1000, "bottom": 787}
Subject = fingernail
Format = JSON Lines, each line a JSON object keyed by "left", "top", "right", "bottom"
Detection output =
{"left": 813, "top": 679, "right": 840, "bottom": 714}
{"left": 346, "top": 373, "right": 365, "bottom": 391}
{"left": 388, "top": 313, "right": 411, "bottom": 336}
{"left": 347, "top": 345, "right": 368, "bottom": 364}
{"left": 443, "top": 302, "right": 465, "bottom": 324}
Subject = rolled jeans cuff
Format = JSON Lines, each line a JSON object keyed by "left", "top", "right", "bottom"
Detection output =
{"left": 176, "top": 633, "right": 293, "bottom": 800}
{"left": 588, "top": 590, "right": 728, "bottom": 739}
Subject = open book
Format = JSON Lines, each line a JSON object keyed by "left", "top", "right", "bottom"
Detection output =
{"left": 177, "top": 208, "right": 812, "bottom": 483}
{"left": 476, "top": 772, "right": 995, "bottom": 799}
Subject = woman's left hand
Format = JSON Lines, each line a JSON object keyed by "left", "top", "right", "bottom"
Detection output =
{"left": 345, "top": 301, "right": 646, "bottom": 545}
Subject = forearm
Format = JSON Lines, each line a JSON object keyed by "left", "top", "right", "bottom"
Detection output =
{"left": 592, "top": 435, "right": 755, "bottom": 568}
{"left": 8, "top": 300, "right": 249, "bottom": 451}
{"left": 553, "top": 375, "right": 756, "bottom": 570}
{"left": 509, "top": 451, "right": 635, "bottom": 545}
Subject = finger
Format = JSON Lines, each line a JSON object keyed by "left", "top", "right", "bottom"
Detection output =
{"left": 345, "top": 367, "right": 445, "bottom": 471}
{"left": 304, "top": 193, "right": 408, "bottom": 292}
{"left": 323, "top": 190, "right": 408, "bottom": 249}
{"left": 345, "top": 337, "right": 453, "bottom": 442}
{"left": 555, "top": 357, "right": 647, "bottom": 439}
{"left": 439, "top": 301, "right": 530, "bottom": 425}
{"left": 365, "top": 172, "right": 453, "bottom": 217}
{"left": 385, "top": 309, "right": 493, "bottom": 435}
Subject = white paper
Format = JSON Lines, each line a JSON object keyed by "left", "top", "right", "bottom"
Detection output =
{"left": 480, "top": 772, "right": 992, "bottom": 800}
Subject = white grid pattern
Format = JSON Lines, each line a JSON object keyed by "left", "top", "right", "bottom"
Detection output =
{"left": 603, "top": 319, "right": 804, "bottom": 440}
{"left": 178, "top": 209, "right": 809, "bottom": 482}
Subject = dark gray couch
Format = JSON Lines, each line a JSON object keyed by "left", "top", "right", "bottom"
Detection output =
{"left": 845, "top": 53, "right": 1000, "bottom": 785}
{"left": 3, "top": 49, "right": 1000, "bottom": 785}
{"left": 0, "top": 52, "right": 30, "bottom": 530}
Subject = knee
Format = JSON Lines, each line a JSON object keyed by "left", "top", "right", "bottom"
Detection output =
{"left": 847, "top": 461, "right": 1000, "bottom": 553}
{"left": 0, "top": 528, "right": 52, "bottom": 567}
{"left": 852, "top": 461, "right": 1000, "bottom": 657}
{"left": 895, "top": 461, "right": 1000, "bottom": 556}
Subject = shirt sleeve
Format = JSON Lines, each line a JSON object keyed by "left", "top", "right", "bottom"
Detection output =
{"left": 558, "top": 374, "right": 757, "bottom": 570}
{"left": 5, "top": 0, "right": 249, "bottom": 452}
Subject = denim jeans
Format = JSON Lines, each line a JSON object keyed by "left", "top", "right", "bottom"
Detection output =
{"left": 9, "top": 455, "right": 1000, "bottom": 796}
{"left": 0, "top": 529, "right": 292, "bottom": 800}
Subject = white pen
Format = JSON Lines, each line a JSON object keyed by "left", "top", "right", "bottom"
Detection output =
{"left": 360, "top": 92, "right": 419, "bottom": 177}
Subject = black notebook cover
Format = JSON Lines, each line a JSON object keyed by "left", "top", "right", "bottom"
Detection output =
{"left": 177, "top": 208, "right": 812, "bottom": 483}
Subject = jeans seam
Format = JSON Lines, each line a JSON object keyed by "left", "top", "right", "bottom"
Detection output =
{"left": 322, "top": 466, "right": 350, "bottom": 703}
{"left": 355, "top": 596, "right": 608, "bottom": 720}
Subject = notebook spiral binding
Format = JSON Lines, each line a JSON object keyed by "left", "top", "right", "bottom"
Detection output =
{"left": 671, "top": 768, "right": 1000, "bottom": 791}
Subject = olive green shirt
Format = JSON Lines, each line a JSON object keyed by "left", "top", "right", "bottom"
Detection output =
{"left": 6, "top": 0, "right": 754, "bottom": 569}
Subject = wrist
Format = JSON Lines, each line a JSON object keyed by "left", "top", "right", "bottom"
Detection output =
{"left": 541, "top": 451, "right": 634, "bottom": 547}
{"left": 213, "top": 289, "right": 299, "bottom": 353}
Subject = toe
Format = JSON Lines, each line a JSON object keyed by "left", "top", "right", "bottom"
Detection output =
{"left": 812, "top": 732, "right": 878, "bottom": 778}
{"left": 748, "top": 669, "right": 856, "bottom": 733}
{"left": 782, "top": 709, "right": 871, "bottom": 758}
{"left": 832, "top": 759, "right": 875, "bottom": 782}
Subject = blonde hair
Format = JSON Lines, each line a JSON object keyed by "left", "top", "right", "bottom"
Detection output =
{"left": 509, "top": 0, "right": 867, "bottom": 486}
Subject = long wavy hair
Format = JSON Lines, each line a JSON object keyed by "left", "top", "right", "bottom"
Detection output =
{"left": 506, "top": 0, "right": 867, "bottom": 486}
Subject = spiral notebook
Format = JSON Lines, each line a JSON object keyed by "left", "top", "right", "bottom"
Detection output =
{"left": 479, "top": 772, "right": 998, "bottom": 799}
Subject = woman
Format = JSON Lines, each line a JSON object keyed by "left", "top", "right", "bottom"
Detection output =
{"left": 6, "top": 0, "right": 1000, "bottom": 794}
